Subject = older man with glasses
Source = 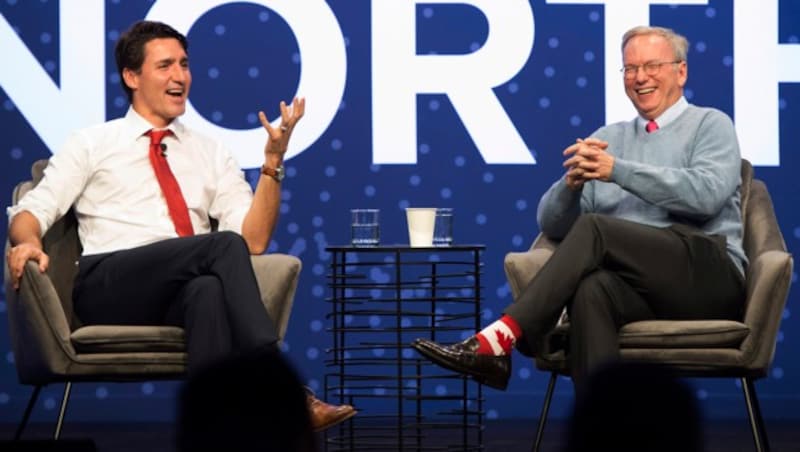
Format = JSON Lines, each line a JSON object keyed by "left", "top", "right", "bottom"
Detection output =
{"left": 412, "top": 25, "right": 747, "bottom": 396}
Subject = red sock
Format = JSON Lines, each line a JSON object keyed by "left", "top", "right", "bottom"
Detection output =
{"left": 475, "top": 315, "right": 522, "bottom": 356}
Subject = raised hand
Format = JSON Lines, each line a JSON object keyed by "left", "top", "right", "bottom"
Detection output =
{"left": 258, "top": 97, "right": 306, "bottom": 157}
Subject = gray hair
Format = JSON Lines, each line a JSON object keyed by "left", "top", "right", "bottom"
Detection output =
{"left": 622, "top": 26, "right": 689, "bottom": 62}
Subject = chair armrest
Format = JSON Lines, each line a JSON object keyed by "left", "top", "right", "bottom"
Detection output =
{"left": 530, "top": 234, "right": 559, "bottom": 252}
{"left": 740, "top": 250, "right": 793, "bottom": 370}
{"left": 5, "top": 261, "right": 76, "bottom": 384}
{"left": 743, "top": 180, "right": 787, "bottom": 256}
{"left": 250, "top": 254, "right": 302, "bottom": 342}
{"left": 503, "top": 248, "right": 554, "bottom": 300}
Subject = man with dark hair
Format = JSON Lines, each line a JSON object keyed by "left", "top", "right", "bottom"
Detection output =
{"left": 6, "top": 20, "right": 355, "bottom": 430}
{"left": 412, "top": 26, "right": 746, "bottom": 394}
{"left": 114, "top": 20, "right": 189, "bottom": 104}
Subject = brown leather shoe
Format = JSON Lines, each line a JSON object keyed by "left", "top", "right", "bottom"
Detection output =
{"left": 306, "top": 392, "right": 357, "bottom": 432}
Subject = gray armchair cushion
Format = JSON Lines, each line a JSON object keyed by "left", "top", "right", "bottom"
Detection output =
{"left": 534, "top": 320, "right": 749, "bottom": 357}
{"left": 71, "top": 326, "right": 186, "bottom": 353}
{"left": 619, "top": 320, "right": 749, "bottom": 348}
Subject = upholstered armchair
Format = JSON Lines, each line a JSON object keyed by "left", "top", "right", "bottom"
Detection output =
{"left": 503, "top": 159, "right": 793, "bottom": 452}
{"left": 4, "top": 160, "right": 302, "bottom": 440}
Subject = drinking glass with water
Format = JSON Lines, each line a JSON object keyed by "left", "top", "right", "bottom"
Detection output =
{"left": 351, "top": 209, "right": 380, "bottom": 246}
{"left": 433, "top": 208, "right": 453, "bottom": 246}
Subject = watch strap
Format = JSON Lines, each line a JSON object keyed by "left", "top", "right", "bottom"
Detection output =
{"left": 261, "top": 164, "right": 284, "bottom": 182}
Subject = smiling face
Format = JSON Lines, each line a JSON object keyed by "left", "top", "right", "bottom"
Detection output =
{"left": 122, "top": 37, "right": 191, "bottom": 128}
{"left": 623, "top": 33, "right": 687, "bottom": 120}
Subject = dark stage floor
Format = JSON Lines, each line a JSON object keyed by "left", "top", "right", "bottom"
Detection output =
{"left": 3, "top": 419, "right": 800, "bottom": 452}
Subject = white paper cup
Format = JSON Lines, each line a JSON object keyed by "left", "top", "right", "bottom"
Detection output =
{"left": 405, "top": 208, "right": 436, "bottom": 247}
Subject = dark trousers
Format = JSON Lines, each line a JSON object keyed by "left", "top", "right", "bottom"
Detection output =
{"left": 504, "top": 214, "right": 745, "bottom": 389}
{"left": 73, "top": 231, "right": 279, "bottom": 373}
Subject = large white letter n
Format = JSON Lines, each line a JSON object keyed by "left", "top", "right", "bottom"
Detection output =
{"left": 371, "top": 0, "right": 535, "bottom": 164}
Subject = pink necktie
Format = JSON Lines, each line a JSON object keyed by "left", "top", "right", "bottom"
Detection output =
{"left": 146, "top": 129, "right": 194, "bottom": 237}
{"left": 646, "top": 120, "right": 659, "bottom": 133}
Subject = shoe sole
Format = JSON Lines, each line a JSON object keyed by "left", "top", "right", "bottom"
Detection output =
{"left": 411, "top": 341, "right": 509, "bottom": 390}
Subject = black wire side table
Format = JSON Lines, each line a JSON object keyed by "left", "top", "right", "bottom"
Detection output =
{"left": 324, "top": 245, "right": 485, "bottom": 451}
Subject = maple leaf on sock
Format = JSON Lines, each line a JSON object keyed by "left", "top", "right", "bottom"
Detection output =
{"left": 495, "top": 330, "right": 515, "bottom": 354}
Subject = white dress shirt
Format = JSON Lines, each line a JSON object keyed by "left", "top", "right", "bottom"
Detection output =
{"left": 7, "top": 108, "right": 253, "bottom": 256}
{"left": 636, "top": 96, "right": 689, "bottom": 132}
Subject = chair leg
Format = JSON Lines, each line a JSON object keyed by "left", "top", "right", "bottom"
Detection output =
{"left": 741, "top": 377, "right": 770, "bottom": 452}
{"left": 54, "top": 382, "right": 72, "bottom": 440}
{"left": 532, "top": 372, "right": 558, "bottom": 452}
{"left": 14, "top": 385, "right": 43, "bottom": 440}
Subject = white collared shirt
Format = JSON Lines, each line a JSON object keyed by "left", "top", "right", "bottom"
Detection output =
{"left": 7, "top": 108, "right": 253, "bottom": 256}
{"left": 637, "top": 96, "right": 689, "bottom": 131}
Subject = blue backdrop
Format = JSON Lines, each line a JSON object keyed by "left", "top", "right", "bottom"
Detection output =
{"left": 0, "top": 0, "right": 798, "bottom": 423}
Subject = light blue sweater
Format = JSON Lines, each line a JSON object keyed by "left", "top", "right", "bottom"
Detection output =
{"left": 537, "top": 103, "right": 747, "bottom": 275}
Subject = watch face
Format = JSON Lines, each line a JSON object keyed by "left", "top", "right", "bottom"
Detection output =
{"left": 275, "top": 165, "right": 285, "bottom": 181}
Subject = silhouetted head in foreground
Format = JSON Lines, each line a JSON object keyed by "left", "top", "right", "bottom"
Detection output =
{"left": 177, "top": 348, "right": 317, "bottom": 452}
{"left": 564, "top": 361, "right": 703, "bottom": 452}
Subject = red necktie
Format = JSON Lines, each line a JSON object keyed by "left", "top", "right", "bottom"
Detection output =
{"left": 646, "top": 120, "right": 659, "bottom": 133}
{"left": 146, "top": 129, "right": 194, "bottom": 237}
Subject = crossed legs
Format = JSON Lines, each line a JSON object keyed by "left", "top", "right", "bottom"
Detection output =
{"left": 414, "top": 214, "right": 745, "bottom": 391}
{"left": 507, "top": 214, "right": 744, "bottom": 378}
{"left": 73, "top": 232, "right": 277, "bottom": 373}
{"left": 73, "top": 231, "right": 358, "bottom": 429}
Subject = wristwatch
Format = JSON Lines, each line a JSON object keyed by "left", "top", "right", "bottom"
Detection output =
{"left": 261, "top": 164, "right": 285, "bottom": 182}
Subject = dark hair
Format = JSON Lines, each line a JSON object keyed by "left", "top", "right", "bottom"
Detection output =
{"left": 114, "top": 20, "right": 188, "bottom": 102}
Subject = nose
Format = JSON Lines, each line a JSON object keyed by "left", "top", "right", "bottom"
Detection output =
{"left": 170, "top": 64, "right": 189, "bottom": 83}
{"left": 634, "top": 65, "right": 649, "bottom": 83}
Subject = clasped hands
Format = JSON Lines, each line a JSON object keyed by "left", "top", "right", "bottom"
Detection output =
{"left": 563, "top": 137, "right": 614, "bottom": 191}
{"left": 258, "top": 97, "right": 306, "bottom": 160}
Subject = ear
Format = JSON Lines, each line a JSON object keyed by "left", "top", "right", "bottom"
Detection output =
{"left": 677, "top": 61, "right": 688, "bottom": 87}
{"left": 122, "top": 67, "right": 139, "bottom": 92}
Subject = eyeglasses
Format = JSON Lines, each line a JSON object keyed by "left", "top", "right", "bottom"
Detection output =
{"left": 621, "top": 60, "right": 683, "bottom": 79}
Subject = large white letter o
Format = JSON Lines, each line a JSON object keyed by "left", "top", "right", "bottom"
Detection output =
{"left": 147, "top": 0, "right": 347, "bottom": 167}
